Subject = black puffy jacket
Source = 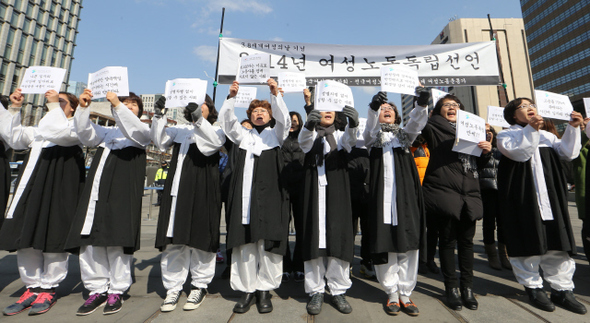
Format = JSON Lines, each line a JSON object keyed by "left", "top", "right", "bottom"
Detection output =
{"left": 478, "top": 147, "right": 502, "bottom": 191}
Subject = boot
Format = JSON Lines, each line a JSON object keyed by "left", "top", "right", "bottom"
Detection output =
{"left": 497, "top": 243, "right": 512, "bottom": 270}
{"left": 445, "top": 287, "right": 462, "bottom": 311}
{"left": 484, "top": 243, "right": 502, "bottom": 270}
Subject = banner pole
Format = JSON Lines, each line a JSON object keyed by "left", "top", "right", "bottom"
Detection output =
{"left": 212, "top": 8, "right": 225, "bottom": 103}
{"left": 488, "top": 14, "right": 509, "bottom": 106}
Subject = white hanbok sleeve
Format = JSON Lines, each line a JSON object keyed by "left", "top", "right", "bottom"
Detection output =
{"left": 340, "top": 125, "right": 357, "bottom": 153}
{"left": 37, "top": 102, "right": 81, "bottom": 146}
{"left": 5, "top": 108, "right": 36, "bottom": 150}
{"left": 194, "top": 117, "right": 226, "bottom": 156}
{"left": 270, "top": 94, "right": 291, "bottom": 145}
{"left": 404, "top": 103, "right": 429, "bottom": 138}
{"left": 150, "top": 115, "right": 178, "bottom": 152}
{"left": 218, "top": 97, "right": 245, "bottom": 145}
{"left": 363, "top": 108, "right": 381, "bottom": 148}
{"left": 0, "top": 108, "right": 11, "bottom": 144}
{"left": 497, "top": 125, "right": 540, "bottom": 162}
{"left": 112, "top": 103, "right": 151, "bottom": 147}
{"left": 550, "top": 124, "right": 580, "bottom": 161}
{"left": 74, "top": 106, "right": 108, "bottom": 147}
{"left": 298, "top": 127, "right": 317, "bottom": 154}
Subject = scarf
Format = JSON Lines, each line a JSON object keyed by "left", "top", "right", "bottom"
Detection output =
{"left": 309, "top": 125, "right": 337, "bottom": 166}
{"left": 449, "top": 121, "right": 479, "bottom": 178}
{"left": 373, "top": 123, "right": 412, "bottom": 153}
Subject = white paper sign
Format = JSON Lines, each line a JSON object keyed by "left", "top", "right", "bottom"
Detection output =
{"left": 314, "top": 80, "right": 354, "bottom": 112}
{"left": 19, "top": 66, "right": 67, "bottom": 94}
{"left": 164, "top": 78, "right": 208, "bottom": 108}
{"left": 278, "top": 72, "right": 307, "bottom": 93}
{"left": 583, "top": 98, "right": 590, "bottom": 118}
{"left": 87, "top": 66, "right": 130, "bottom": 99}
{"left": 234, "top": 87, "right": 257, "bottom": 108}
{"left": 453, "top": 110, "right": 485, "bottom": 156}
{"left": 380, "top": 66, "right": 419, "bottom": 95}
{"left": 487, "top": 106, "right": 511, "bottom": 128}
{"left": 237, "top": 53, "right": 270, "bottom": 84}
{"left": 535, "top": 89, "right": 573, "bottom": 121}
{"left": 431, "top": 88, "right": 449, "bottom": 107}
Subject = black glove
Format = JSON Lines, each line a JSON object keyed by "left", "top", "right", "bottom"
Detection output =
{"left": 342, "top": 105, "right": 359, "bottom": 128}
{"left": 415, "top": 86, "right": 431, "bottom": 107}
{"left": 305, "top": 110, "right": 321, "bottom": 130}
{"left": 369, "top": 91, "right": 388, "bottom": 111}
{"left": 186, "top": 102, "right": 202, "bottom": 122}
{"left": 154, "top": 96, "right": 166, "bottom": 117}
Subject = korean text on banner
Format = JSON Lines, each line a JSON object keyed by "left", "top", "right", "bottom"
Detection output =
{"left": 535, "top": 90, "right": 573, "bottom": 121}
{"left": 164, "top": 78, "right": 208, "bottom": 108}
{"left": 431, "top": 88, "right": 449, "bottom": 107}
{"left": 87, "top": 66, "right": 130, "bottom": 99}
{"left": 278, "top": 72, "right": 307, "bottom": 93}
{"left": 314, "top": 80, "right": 354, "bottom": 112}
{"left": 219, "top": 38, "right": 500, "bottom": 87}
{"left": 487, "top": 106, "right": 511, "bottom": 128}
{"left": 234, "top": 87, "right": 257, "bottom": 108}
{"left": 20, "top": 66, "right": 67, "bottom": 94}
{"left": 452, "top": 110, "right": 485, "bottom": 156}
{"left": 237, "top": 53, "right": 270, "bottom": 84}
{"left": 380, "top": 66, "right": 419, "bottom": 95}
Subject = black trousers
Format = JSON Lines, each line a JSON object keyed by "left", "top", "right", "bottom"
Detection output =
{"left": 481, "top": 189, "right": 505, "bottom": 245}
{"left": 583, "top": 217, "right": 590, "bottom": 263}
{"left": 283, "top": 185, "right": 304, "bottom": 273}
{"left": 437, "top": 214, "right": 476, "bottom": 289}
{"left": 351, "top": 198, "right": 370, "bottom": 265}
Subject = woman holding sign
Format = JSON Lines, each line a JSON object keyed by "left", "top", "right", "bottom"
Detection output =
{"left": 298, "top": 103, "right": 359, "bottom": 316}
{"left": 218, "top": 79, "right": 290, "bottom": 314}
{"left": 65, "top": 90, "right": 150, "bottom": 316}
{"left": 0, "top": 89, "right": 86, "bottom": 316}
{"left": 363, "top": 89, "right": 429, "bottom": 316}
{"left": 496, "top": 99, "right": 586, "bottom": 314}
{"left": 421, "top": 94, "right": 490, "bottom": 311}
{"left": 150, "top": 96, "right": 225, "bottom": 312}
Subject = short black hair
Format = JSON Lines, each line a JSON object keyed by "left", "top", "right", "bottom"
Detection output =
{"left": 431, "top": 94, "right": 464, "bottom": 116}
{"left": 504, "top": 97, "right": 534, "bottom": 125}
{"left": 119, "top": 92, "right": 143, "bottom": 117}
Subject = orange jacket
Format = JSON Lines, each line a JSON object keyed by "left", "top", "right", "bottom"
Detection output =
{"left": 410, "top": 144, "right": 430, "bottom": 185}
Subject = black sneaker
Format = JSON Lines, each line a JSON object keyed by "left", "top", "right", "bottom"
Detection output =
{"left": 77, "top": 293, "right": 108, "bottom": 316}
{"left": 28, "top": 292, "right": 56, "bottom": 315}
{"left": 330, "top": 294, "right": 352, "bottom": 314}
{"left": 306, "top": 293, "right": 324, "bottom": 315}
{"left": 3, "top": 288, "right": 38, "bottom": 316}
{"left": 160, "top": 291, "right": 181, "bottom": 312}
{"left": 184, "top": 288, "right": 207, "bottom": 311}
{"left": 103, "top": 294, "right": 123, "bottom": 315}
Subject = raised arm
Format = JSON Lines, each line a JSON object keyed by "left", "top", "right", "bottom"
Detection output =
{"left": 218, "top": 81, "right": 246, "bottom": 144}
{"left": 73, "top": 89, "right": 107, "bottom": 147}
{"left": 37, "top": 90, "right": 80, "bottom": 146}
{"left": 194, "top": 117, "right": 226, "bottom": 156}
{"left": 553, "top": 112, "right": 582, "bottom": 160}
{"left": 5, "top": 89, "right": 35, "bottom": 149}
{"left": 497, "top": 125, "right": 540, "bottom": 162}
{"left": 108, "top": 91, "right": 150, "bottom": 147}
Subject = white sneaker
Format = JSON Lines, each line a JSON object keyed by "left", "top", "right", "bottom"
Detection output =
{"left": 183, "top": 288, "right": 207, "bottom": 311}
{"left": 160, "top": 291, "right": 181, "bottom": 312}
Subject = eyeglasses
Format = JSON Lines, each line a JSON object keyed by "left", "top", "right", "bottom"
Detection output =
{"left": 442, "top": 103, "right": 459, "bottom": 108}
{"left": 252, "top": 108, "right": 269, "bottom": 114}
{"left": 517, "top": 103, "right": 536, "bottom": 109}
{"left": 381, "top": 105, "right": 395, "bottom": 112}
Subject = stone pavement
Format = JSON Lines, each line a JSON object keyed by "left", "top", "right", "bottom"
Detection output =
{"left": 0, "top": 194, "right": 588, "bottom": 322}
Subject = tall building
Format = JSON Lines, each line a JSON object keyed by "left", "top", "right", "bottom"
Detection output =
{"left": 0, "top": 0, "right": 83, "bottom": 125}
{"left": 67, "top": 80, "right": 85, "bottom": 96}
{"left": 141, "top": 93, "right": 189, "bottom": 124}
{"left": 520, "top": 0, "right": 590, "bottom": 112}
{"left": 402, "top": 18, "right": 534, "bottom": 123}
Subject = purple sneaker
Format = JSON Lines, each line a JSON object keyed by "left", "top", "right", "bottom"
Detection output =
{"left": 103, "top": 294, "right": 123, "bottom": 315}
{"left": 77, "top": 293, "right": 108, "bottom": 316}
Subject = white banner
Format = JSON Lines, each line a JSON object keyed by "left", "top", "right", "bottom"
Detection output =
{"left": 219, "top": 37, "right": 500, "bottom": 87}
{"left": 88, "top": 66, "right": 130, "bottom": 99}
{"left": 487, "top": 105, "right": 511, "bottom": 128}
{"left": 164, "top": 78, "right": 208, "bottom": 108}
{"left": 431, "top": 88, "right": 449, "bottom": 107}
{"left": 380, "top": 66, "right": 419, "bottom": 95}
{"left": 584, "top": 98, "right": 590, "bottom": 118}
{"left": 314, "top": 80, "right": 354, "bottom": 112}
{"left": 20, "top": 66, "right": 67, "bottom": 94}
{"left": 534, "top": 90, "right": 573, "bottom": 121}
{"left": 234, "top": 87, "right": 257, "bottom": 108}
{"left": 237, "top": 53, "right": 270, "bottom": 84}
{"left": 278, "top": 71, "right": 307, "bottom": 93}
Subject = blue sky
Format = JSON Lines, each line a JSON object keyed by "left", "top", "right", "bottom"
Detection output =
{"left": 69, "top": 0, "right": 523, "bottom": 119}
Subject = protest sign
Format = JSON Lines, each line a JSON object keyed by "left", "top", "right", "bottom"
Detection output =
{"left": 19, "top": 66, "right": 67, "bottom": 94}
{"left": 314, "top": 80, "right": 354, "bottom": 112}
{"left": 534, "top": 90, "right": 573, "bottom": 121}
{"left": 453, "top": 110, "right": 485, "bottom": 156}
{"left": 380, "top": 66, "right": 419, "bottom": 95}
{"left": 88, "top": 66, "right": 130, "bottom": 99}
{"left": 219, "top": 38, "right": 500, "bottom": 87}
{"left": 237, "top": 53, "right": 271, "bottom": 84}
{"left": 487, "top": 105, "right": 511, "bottom": 128}
{"left": 583, "top": 98, "right": 590, "bottom": 119}
{"left": 164, "top": 78, "right": 208, "bottom": 108}
{"left": 278, "top": 72, "right": 307, "bottom": 93}
{"left": 431, "top": 88, "right": 449, "bottom": 107}
{"left": 234, "top": 87, "right": 257, "bottom": 108}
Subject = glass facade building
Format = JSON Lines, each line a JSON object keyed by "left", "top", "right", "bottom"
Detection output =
{"left": 521, "top": 0, "right": 590, "bottom": 110}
